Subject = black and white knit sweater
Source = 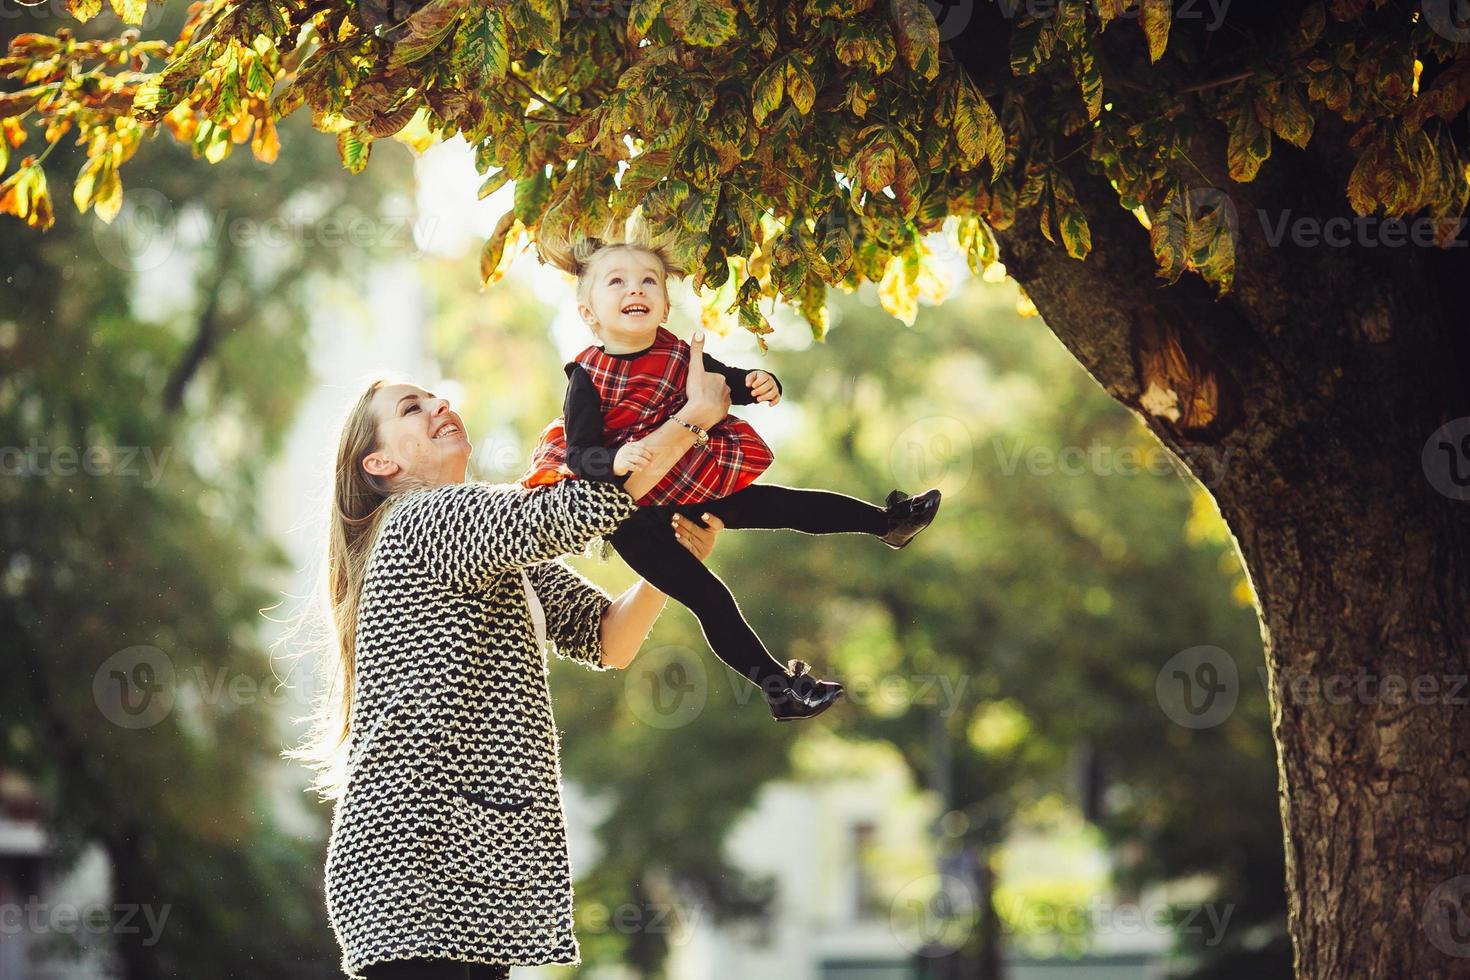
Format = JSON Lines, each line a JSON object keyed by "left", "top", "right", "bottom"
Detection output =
{"left": 323, "top": 477, "right": 638, "bottom": 978}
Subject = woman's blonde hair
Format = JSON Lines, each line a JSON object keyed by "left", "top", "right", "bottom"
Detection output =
{"left": 283, "top": 378, "right": 395, "bottom": 802}
{"left": 536, "top": 212, "right": 688, "bottom": 323}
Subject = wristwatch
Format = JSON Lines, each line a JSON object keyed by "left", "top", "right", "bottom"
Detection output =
{"left": 672, "top": 414, "right": 710, "bottom": 448}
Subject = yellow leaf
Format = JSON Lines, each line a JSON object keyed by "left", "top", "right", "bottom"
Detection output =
{"left": 108, "top": 0, "right": 149, "bottom": 26}
{"left": 1139, "top": 0, "right": 1170, "bottom": 63}
{"left": 67, "top": 0, "right": 103, "bottom": 22}
{"left": 878, "top": 250, "right": 919, "bottom": 325}
{"left": 92, "top": 168, "right": 123, "bottom": 224}
{"left": 251, "top": 116, "right": 280, "bottom": 163}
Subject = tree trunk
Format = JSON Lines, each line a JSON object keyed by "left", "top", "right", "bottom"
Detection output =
{"left": 979, "top": 109, "right": 1470, "bottom": 978}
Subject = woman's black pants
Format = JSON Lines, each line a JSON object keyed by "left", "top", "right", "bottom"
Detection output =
{"left": 609, "top": 482, "right": 888, "bottom": 690}
{"left": 361, "top": 957, "right": 510, "bottom": 979}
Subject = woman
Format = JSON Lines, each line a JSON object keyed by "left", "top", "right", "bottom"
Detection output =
{"left": 292, "top": 337, "right": 733, "bottom": 980}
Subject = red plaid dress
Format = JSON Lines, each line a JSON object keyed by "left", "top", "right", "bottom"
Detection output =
{"left": 519, "top": 327, "right": 774, "bottom": 506}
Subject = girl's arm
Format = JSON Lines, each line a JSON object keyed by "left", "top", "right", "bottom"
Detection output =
{"left": 620, "top": 332, "right": 731, "bottom": 500}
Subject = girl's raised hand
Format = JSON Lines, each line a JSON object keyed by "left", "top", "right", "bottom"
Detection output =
{"left": 613, "top": 440, "right": 653, "bottom": 475}
{"left": 746, "top": 370, "right": 780, "bottom": 406}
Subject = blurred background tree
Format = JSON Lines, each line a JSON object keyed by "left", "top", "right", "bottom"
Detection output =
{"left": 0, "top": 8, "right": 418, "bottom": 978}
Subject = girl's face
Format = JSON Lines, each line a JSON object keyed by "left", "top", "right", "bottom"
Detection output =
{"left": 578, "top": 247, "right": 669, "bottom": 350}
{"left": 362, "top": 383, "right": 472, "bottom": 490}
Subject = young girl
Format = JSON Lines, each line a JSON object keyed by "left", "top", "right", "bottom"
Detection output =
{"left": 520, "top": 233, "right": 942, "bottom": 721}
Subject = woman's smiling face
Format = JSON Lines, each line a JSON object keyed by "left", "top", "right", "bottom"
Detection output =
{"left": 579, "top": 246, "right": 669, "bottom": 350}
{"left": 362, "top": 382, "right": 472, "bottom": 489}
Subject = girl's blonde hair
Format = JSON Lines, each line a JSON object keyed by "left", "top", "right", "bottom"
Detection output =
{"left": 283, "top": 378, "right": 395, "bottom": 802}
{"left": 536, "top": 213, "right": 688, "bottom": 319}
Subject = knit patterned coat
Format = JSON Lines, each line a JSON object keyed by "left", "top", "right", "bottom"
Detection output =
{"left": 323, "top": 477, "right": 638, "bottom": 978}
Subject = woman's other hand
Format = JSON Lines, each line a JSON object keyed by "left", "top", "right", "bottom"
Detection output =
{"left": 682, "top": 331, "right": 732, "bottom": 429}
{"left": 672, "top": 511, "right": 725, "bottom": 561}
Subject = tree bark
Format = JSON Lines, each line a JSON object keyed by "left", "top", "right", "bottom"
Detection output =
{"left": 978, "top": 114, "right": 1470, "bottom": 978}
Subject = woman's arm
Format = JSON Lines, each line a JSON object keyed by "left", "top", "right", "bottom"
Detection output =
{"left": 619, "top": 331, "right": 732, "bottom": 501}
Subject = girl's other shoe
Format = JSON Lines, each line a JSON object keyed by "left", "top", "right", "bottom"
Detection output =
{"left": 881, "top": 488, "right": 942, "bottom": 549}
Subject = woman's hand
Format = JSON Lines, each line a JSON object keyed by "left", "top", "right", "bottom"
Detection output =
{"left": 672, "top": 511, "right": 725, "bottom": 561}
{"left": 681, "top": 331, "right": 732, "bottom": 429}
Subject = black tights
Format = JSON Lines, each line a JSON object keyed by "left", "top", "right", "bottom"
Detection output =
{"left": 609, "top": 482, "right": 888, "bottom": 689}
{"left": 361, "top": 957, "right": 510, "bottom": 979}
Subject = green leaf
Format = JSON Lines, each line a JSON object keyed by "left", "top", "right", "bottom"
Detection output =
{"left": 337, "top": 129, "right": 372, "bottom": 174}
{"left": 1010, "top": 18, "right": 1056, "bottom": 76}
{"left": 478, "top": 168, "right": 511, "bottom": 199}
{"left": 1226, "top": 101, "right": 1271, "bottom": 182}
{"left": 454, "top": 9, "right": 509, "bottom": 85}
{"left": 513, "top": 167, "right": 552, "bottom": 223}
{"left": 951, "top": 76, "right": 1005, "bottom": 175}
{"left": 627, "top": 0, "right": 664, "bottom": 42}
{"left": 664, "top": 0, "right": 738, "bottom": 47}
{"left": 752, "top": 58, "right": 785, "bottom": 126}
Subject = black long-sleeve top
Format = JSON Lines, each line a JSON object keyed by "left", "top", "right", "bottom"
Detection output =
{"left": 563, "top": 344, "right": 782, "bottom": 488}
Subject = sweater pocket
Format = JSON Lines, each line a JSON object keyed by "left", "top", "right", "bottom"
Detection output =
{"left": 439, "top": 788, "right": 539, "bottom": 889}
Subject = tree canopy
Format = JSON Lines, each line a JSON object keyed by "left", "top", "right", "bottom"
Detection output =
{"left": 4, "top": 0, "right": 1468, "bottom": 338}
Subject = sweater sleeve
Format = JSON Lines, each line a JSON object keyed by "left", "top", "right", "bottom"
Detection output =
{"left": 526, "top": 558, "right": 615, "bottom": 671}
{"left": 393, "top": 479, "right": 637, "bottom": 591}
{"left": 562, "top": 364, "right": 629, "bottom": 488}
{"left": 703, "top": 353, "right": 782, "bottom": 405}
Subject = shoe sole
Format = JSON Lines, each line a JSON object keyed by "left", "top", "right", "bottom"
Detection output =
{"left": 774, "top": 688, "right": 844, "bottom": 722}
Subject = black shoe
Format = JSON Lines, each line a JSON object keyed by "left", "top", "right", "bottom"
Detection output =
{"left": 767, "top": 660, "right": 844, "bottom": 722}
{"left": 880, "top": 488, "right": 942, "bottom": 550}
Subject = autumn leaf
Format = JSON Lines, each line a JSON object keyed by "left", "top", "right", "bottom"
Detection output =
{"left": 1226, "top": 101, "right": 1272, "bottom": 182}
{"left": 67, "top": 0, "right": 103, "bottom": 22}
{"left": 1140, "top": 0, "right": 1171, "bottom": 63}
{"left": 891, "top": 0, "right": 939, "bottom": 81}
{"left": 951, "top": 76, "right": 1005, "bottom": 175}
{"left": 663, "top": 0, "right": 737, "bottom": 48}
{"left": 336, "top": 129, "right": 372, "bottom": 174}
